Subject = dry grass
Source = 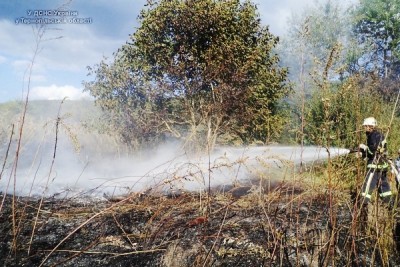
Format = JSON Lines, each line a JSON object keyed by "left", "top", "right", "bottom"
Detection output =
{"left": 2, "top": 165, "right": 399, "bottom": 266}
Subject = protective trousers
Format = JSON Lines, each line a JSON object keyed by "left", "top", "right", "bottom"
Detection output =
{"left": 361, "top": 167, "right": 392, "bottom": 204}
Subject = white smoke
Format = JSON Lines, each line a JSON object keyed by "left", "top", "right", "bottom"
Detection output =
{"left": 0, "top": 136, "right": 350, "bottom": 200}
{"left": 0, "top": 100, "right": 350, "bottom": 200}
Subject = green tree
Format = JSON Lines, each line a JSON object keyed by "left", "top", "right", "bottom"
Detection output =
{"left": 278, "top": 0, "right": 355, "bottom": 146}
{"left": 353, "top": 0, "right": 400, "bottom": 78}
{"left": 280, "top": 0, "right": 354, "bottom": 84}
{"left": 85, "top": 0, "right": 291, "bottom": 151}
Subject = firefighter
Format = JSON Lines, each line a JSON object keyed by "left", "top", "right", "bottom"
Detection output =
{"left": 358, "top": 117, "right": 392, "bottom": 208}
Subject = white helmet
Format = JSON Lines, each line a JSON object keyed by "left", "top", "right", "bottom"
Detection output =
{"left": 362, "top": 117, "right": 377, "bottom": 127}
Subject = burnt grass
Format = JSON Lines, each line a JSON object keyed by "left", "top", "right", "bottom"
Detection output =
{"left": 2, "top": 183, "right": 400, "bottom": 267}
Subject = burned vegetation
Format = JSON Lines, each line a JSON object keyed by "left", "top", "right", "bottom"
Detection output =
{"left": 2, "top": 177, "right": 400, "bottom": 267}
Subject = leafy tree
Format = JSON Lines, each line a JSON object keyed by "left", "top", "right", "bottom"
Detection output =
{"left": 85, "top": 0, "right": 291, "bottom": 151}
{"left": 84, "top": 58, "right": 165, "bottom": 149}
{"left": 353, "top": 0, "right": 400, "bottom": 78}
{"left": 289, "top": 0, "right": 400, "bottom": 147}
{"left": 280, "top": 0, "right": 354, "bottom": 84}
{"left": 278, "top": 0, "right": 355, "bottom": 145}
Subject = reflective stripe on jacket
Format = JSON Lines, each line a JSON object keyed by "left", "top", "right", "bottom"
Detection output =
{"left": 367, "top": 162, "right": 389, "bottom": 170}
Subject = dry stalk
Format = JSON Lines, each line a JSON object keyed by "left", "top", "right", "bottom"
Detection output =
{"left": 48, "top": 235, "right": 101, "bottom": 267}
{"left": 112, "top": 213, "right": 137, "bottom": 248}
{"left": 9, "top": 23, "right": 48, "bottom": 255}
{"left": 0, "top": 124, "right": 14, "bottom": 213}
{"left": 4, "top": 1, "right": 69, "bottom": 258}
{"left": 201, "top": 200, "right": 230, "bottom": 267}
{"left": 42, "top": 248, "right": 166, "bottom": 256}
{"left": 28, "top": 98, "right": 65, "bottom": 255}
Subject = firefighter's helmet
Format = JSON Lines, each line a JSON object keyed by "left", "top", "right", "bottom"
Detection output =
{"left": 362, "top": 117, "right": 377, "bottom": 127}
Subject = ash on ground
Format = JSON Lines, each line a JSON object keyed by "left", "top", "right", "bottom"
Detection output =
{"left": 1, "top": 181, "right": 400, "bottom": 267}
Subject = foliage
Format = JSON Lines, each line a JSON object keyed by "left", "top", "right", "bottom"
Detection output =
{"left": 84, "top": 0, "right": 291, "bottom": 151}
{"left": 304, "top": 75, "right": 400, "bottom": 152}
{"left": 84, "top": 59, "right": 167, "bottom": 149}
{"left": 352, "top": 0, "right": 400, "bottom": 77}
{"left": 277, "top": 1, "right": 358, "bottom": 145}
{"left": 280, "top": 1, "right": 354, "bottom": 85}
{"left": 305, "top": 77, "right": 362, "bottom": 148}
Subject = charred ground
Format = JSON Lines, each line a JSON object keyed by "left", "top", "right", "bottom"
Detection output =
{"left": 2, "top": 180, "right": 400, "bottom": 267}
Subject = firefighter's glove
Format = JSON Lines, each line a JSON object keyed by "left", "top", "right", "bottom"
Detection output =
{"left": 377, "top": 146, "right": 385, "bottom": 154}
{"left": 359, "top": 144, "right": 368, "bottom": 151}
{"left": 355, "top": 152, "right": 363, "bottom": 158}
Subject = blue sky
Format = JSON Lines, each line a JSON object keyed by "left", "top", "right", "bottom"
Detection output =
{"left": 0, "top": 0, "right": 355, "bottom": 103}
